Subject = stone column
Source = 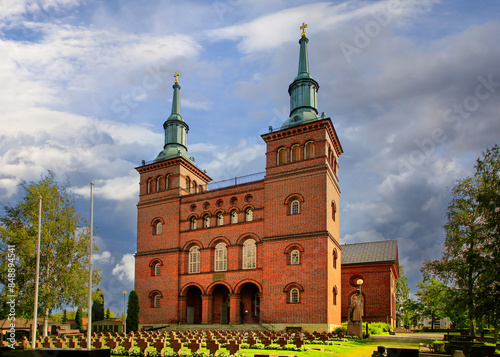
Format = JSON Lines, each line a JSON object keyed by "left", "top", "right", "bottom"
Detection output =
{"left": 201, "top": 294, "right": 213, "bottom": 324}
{"left": 178, "top": 296, "right": 187, "bottom": 323}
{"left": 229, "top": 293, "right": 241, "bottom": 325}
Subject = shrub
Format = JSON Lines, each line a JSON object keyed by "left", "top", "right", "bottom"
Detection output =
{"left": 334, "top": 326, "right": 347, "bottom": 335}
{"left": 431, "top": 340, "right": 446, "bottom": 353}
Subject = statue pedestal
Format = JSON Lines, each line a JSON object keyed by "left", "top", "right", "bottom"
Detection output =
{"left": 347, "top": 321, "right": 362, "bottom": 338}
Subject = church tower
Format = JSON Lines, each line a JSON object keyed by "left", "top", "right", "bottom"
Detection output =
{"left": 261, "top": 23, "right": 343, "bottom": 328}
{"left": 135, "top": 73, "right": 211, "bottom": 325}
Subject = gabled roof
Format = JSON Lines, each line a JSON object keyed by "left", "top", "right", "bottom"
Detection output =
{"left": 341, "top": 240, "right": 398, "bottom": 265}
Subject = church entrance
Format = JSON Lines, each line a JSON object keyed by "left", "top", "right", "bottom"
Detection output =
{"left": 238, "top": 282, "right": 260, "bottom": 324}
{"left": 212, "top": 284, "right": 230, "bottom": 324}
{"left": 185, "top": 285, "right": 202, "bottom": 324}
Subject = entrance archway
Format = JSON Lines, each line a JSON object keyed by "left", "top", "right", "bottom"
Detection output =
{"left": 238, "top": 282, "right": 261, "bottom": 324}
{"left": 185, "top": 285, "right": 202, "bottom": 324}
{"left": 211, "top": 284, "right": 230, "bottom": 324}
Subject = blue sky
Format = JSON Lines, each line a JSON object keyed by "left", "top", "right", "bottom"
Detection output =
{"left": 1, "top": 0, "right": 499, "bottom": 316}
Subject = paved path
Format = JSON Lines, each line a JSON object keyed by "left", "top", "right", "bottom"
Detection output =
{"left": 371, "top": 333, "right": 444, "bottom": 342}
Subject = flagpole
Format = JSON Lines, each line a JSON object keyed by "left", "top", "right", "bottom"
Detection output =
{"left": 87, "top": 183, "right": 94, "bottom": 350}
{"left": 31, "top": 196, "right": 42, "bottom": 348}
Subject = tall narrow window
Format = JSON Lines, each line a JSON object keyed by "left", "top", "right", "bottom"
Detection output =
{"left": 193, "top": 181, "right": 198, "bottom": 193}
{"left": 156, "top": 176, "right": 162, "bottom": 192}
{"left": 290, "top": 250, "right": 300, "bottom": 265}
{"left": 230, "top": 210, "right": 238, "bottom": 224}
{"left": 332, "top": 201, "right": 337, "bottom": 222}
{"left": 155, "top": 221, "right": 162, "bottom": 235}
{"left": 291, "top": 200, "right": 300, "bottom": 215}
{"left": 154, "top": 294, "right": 160, "bottom": 308}
{"left": 147, "top": 178, "right": 153, "bottom": 193}
{"left": 333, "top": 286, "right": 338, "bottom": 305}
{"left": 245, "top": 208, "right": 253, "bottom": 222}
{"left": 203, "top": 215, "right": 210, "bottom": 228}
{"left": 277, "top": 147, "right": 287, "bottom": 165}
{"left": 189, "top": 246, "right": 200, "bottom": 274}
{"left": 154, "top": 263, "right": 161, "bottom": 276}
{"left": 291, "top": 144, "right": 300, "bottom": 162}
{"left": 186, "top": 176, "right": 191, "bottom": 192}
{"left": 165, "top": 174, "right": 171, "bottom": 190}
{"left": 333, "top": 248, "right": 338, "bottom": 269}
{"left": 290, "top": 288, "right": 299, "bottom": 303}
{"left": 214, "top": 243, "right": 227, "bottom": 272}
{"left": 242, "top": 239, "right": 256, "bottom": 270}
{"left": 217, "top": 212, "right": 224, "bottom": 226}
{"left": 190, "top": 217, "right": 197, "bottom": 230}
{"left": 304, "top": 141, "right": 314, "bottom": 159}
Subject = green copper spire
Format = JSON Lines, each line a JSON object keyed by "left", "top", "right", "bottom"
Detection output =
{"left": 154, "top": 72, "right": 195, "bottom": 164}
{"left": 281, "top": 23, "right": 320, "bottom": 129}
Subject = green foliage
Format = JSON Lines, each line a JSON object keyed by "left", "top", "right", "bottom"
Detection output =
{"left": 367, "top": 322, "right": 391, "bottom": 335}
{"left": 92, "top": 288, "right": 105, "bottom": 321}
{"left": 421, "top": 145, "right": 500, "bottom": 336}
{"left": 334, "top": 326, "right": 347, "bottom": 335}
{"left": 105, "top": 307, "right": 114, "bottom": 319}
{"left": 431, "top": 340, "right": 446, "bottom": 353}
{"left": 416, "top": 277, "right": 447, "bottom": 329}
{"left": 61, "top": 309, "right": 68, "bottom": 324}
{"left": 75, "top": 306, "right": 83, "bottom": 332}
{"left": 126, "top": 290, "right": 140, "bottom": 332}
{"left": 0, "top": 171, "right": 102, "bottom": 320}
{"left": 396, "top": 265, "right": 415, "bottom": 327}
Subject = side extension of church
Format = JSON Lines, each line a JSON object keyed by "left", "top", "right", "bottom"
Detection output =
{"left": 134, "top": 26, "right": 398, "bottom": 331}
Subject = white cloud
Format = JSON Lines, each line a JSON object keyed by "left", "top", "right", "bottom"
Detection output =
{"left": 112, "top": 254, "right": 135, "bottom": 282}
{"left": 206, "top": 0, "right": 436, "bottom": 53}
{"left": 93, "top": 250, "right": 114, "bottom": 264}
{"left": 341, "top": 229, "right": 385, "bottom": 244}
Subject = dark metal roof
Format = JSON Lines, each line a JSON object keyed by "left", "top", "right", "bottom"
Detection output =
{"left": 341, "top": 240, "right": 398, "bottom": 265}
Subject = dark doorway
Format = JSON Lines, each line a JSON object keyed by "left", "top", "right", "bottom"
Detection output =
{"left": 185, "top": 285, "right": 202, "bottom": 324}
{"left": 239, "top": 283, "right": 260, "bottom": 324}
{"left": 212, "top": 284, "right": 230, "bottom": 324}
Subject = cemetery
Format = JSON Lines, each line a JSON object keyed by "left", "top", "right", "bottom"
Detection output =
{"left": 2, "top": 327, "right": 499, "bottom": 356}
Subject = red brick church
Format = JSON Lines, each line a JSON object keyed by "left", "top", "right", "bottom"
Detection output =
{"left": 134, "top": 26, "right": 398, "bottom": 331}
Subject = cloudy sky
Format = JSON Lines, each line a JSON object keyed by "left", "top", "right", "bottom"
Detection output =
{"left": 1, "top": 0, "right": 499, "bottom": 315}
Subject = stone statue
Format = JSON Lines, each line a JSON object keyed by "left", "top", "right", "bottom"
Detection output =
{"left": 348, "top": 294, "right": 361, "bottom": 323}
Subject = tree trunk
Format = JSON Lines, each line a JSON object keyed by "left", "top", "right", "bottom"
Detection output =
{"left": 43, "top": 308, "right": 49, "bottom": 337}
{"left": 494, "top": 325, "right": 499, "bottom": 344}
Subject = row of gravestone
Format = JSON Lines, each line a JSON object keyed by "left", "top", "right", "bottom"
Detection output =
{"left": 4, "top": 329, "right": 343, "bottom": 355}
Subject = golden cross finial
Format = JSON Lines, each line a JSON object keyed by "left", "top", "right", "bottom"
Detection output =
{"left": 174, "top": 72, "right": 180, "bottom": 84}
{"left": 300, "top": 23, "right": 307, "bottom": 37}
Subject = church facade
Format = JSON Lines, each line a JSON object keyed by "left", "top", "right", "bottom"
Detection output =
{"left": 134, "top": 26, "right": 397, "bottom": 331}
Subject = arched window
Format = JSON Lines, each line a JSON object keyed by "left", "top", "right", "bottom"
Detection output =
{"left": 290, "top": 249, "right": 300, "bottom": 265}
{"left": 291, "top": 144, "right": 300, "bottom": 162}
{"left": 190, "top": 217, "right": 197, "bottom": 230}
{"left": 165, "top": 174, "right": 171, "bottom": 190}
{"left": 290, "top": 288, "right": 300, "bottom": 303}
{"left": 156, "top": 176, "right": 162, "bottom": 192}
{"left": 203, "top": 214, "right": 210, "bottom": 228}
{"left": 277, "top": 147, "right": 287, "bottom": 165}
{"left": 154, "top": 221, "right": 162, "bottom": 235}
{"left": 216, "top": 212, "right": 224, "bottom": 226}
{"left": 186, "top": 176, "right": 191, "bottom": 192}
{"left": 154, "top": 294, "right": 160, "bottom": 307}
{"left": 189, "top": 246, "right": 200, "bottom": 274}
{"left": 291, "top": 200, "right": 300, "bottom": 215}
{"left": 333, "top": 286, "right": 338, "bottom": 305}
{"left": 193, "top": 181, "right": 198, "bottom": 193}
{"left": 304, "top": 141, "right": 314, "bottom": 159}
{"left": 242, "top": 239, "right": 256, "bottom": 270}
{"left": 333, "top": 156, "right": 337, "bottom": 175}
{"left": 333, "top": 248, "right": 338, "bottom": 269}
{"left": 214, "top": 242, "right": 227, "bottom": 272}
{"left": 332, "top": 201, "right": 337, "bottom": 222}
{"left": 245, "top": 208, "right": 253, "bottom": 222}
{"left": 230, "top": 210, "right": 238, "bottom": 224}
{"left": 154, "top": 263, "right": 161, "bottom": 276}
{"left": 150, "top": 259, "right": 162, "bottom": 276}
{"left": 147, "top": 178, "right": 153, "bottom": 193}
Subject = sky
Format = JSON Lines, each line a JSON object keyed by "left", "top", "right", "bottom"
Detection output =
{"left": 1, "top": 0, "right": 499, "bottom": 316}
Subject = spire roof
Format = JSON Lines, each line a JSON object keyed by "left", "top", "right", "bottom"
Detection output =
{"left": 154, "top": 73, "right": 194, "bottom": 164}
{"left": 281, "top": 24, "right": 320, "bottom": 129}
